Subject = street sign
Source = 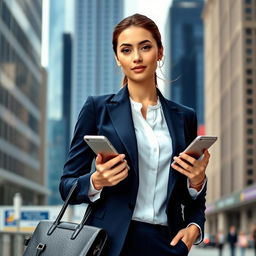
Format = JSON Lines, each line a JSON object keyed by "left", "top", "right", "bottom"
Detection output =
{"left": 3, "top": 209, "right": 49, "bottom": 231}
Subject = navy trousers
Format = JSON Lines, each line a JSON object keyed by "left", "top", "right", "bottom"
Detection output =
{"left": 120, "top": 221, "right": 189, "bottom": 256}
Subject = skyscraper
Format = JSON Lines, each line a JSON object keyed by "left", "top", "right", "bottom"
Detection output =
{"left": 47, "top": 33, "right": 72, "bottom": 205}
{"left": 168, "top": 0, "right": 205, "bottom": 132}
{"left": 62, "top": 33, "right": 72, "bottom": 157}
{"left": 47, "top": 1, "right": 73, "bottom": 205}
{"left": 0, "top": 0, "right": 48, "bottom": 204}
{"left": 203, "top": 0, "right": 256, "bottom": 234}
{"left": 71, "top": 0, "right": 124, "bottom": 130}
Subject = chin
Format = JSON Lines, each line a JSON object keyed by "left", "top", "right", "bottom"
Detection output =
{"left": 129, "top": 74, "right": 153, "bottom": 83}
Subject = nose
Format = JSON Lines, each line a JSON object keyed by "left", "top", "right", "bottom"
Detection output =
{"left": 133, "top": 50, "right": 142, "bottom": 63}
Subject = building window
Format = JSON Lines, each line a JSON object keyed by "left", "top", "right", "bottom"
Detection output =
{"left": 247, "top": 169, "right": 253, "bottom": 175}
{"left": 247, "top": 118, "right": 253, "bottom": 124}
{"left": 247, "top": 79, "right": 253, "bottom": 84}
{"left": 247, "top": 98, "right": 253, "bottom": 104}
{"left": 247, "top": 149, "right": 253, "bottom": 155}
{"left": 247, "top": 138, "right": 253, "bottom": 144}
{"left": 245, "top": 28, "right": 252, "bottom": 35}
{"left": 247, "top": 179, "right": 253, "bottom": 185}
{"left": 246, "top": 48, "right": 253, "bottom": 55}
{"left": 246, "top": 98, "right": 253, "bottom": 104}
{"left": 247, "top": 128, "right": 253, "bottom": 135}
{"left": 245, "top": 17, "right": 252, "bottom": 21}
{"left": 247, "top": 159, "right": 253, "bottom": 165}
{"left": 247, "top": 88, "right": 253, "bottom": 94}
{"left": 245, "top": 0, "right": 252, "bottom": 4}
{"left": 245, "top": 8, "right": 252, "bottom": 14}
{"left": 246, "top": 38, "right": 252, "bottom": 45}
{"left": 246, "top": 69, "right": 253, "bottom": 75}
{"left": 246, "top": 58, "right": 252, "bottom": 64}
{"left": 247, "top": 108, "right": 253, "bottom": 115}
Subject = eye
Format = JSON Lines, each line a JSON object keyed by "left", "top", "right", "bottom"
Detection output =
{"left": 141, "top": 45, "right": 152, "bottom": 51}
{"left": 121, "top": 48, "right": 131, "bottom": 54}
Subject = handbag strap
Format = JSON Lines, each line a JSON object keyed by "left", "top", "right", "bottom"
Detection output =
{"left": 47, "top": 182, "right": 93, "bottom": 236}
{"left": 71, "top": 203, "right": 93, "bottom": 239}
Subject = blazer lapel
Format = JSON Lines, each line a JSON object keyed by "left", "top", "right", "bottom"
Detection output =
{"left": 158, "top": 90, "right": 186, "bottom": 199}
{"left": 106, "top": 86, "right": 139, "bottom": 176}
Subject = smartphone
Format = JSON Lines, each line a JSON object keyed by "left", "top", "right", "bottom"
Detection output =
{"left": 84, "top": 135, "right": 118, "bottom": 162}
{"left": 174, "top": 135, "right": 217, "bottom": 161}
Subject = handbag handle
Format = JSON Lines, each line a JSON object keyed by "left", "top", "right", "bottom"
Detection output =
{"left": 47, "top": 182, "right": 93, "bottom": 236}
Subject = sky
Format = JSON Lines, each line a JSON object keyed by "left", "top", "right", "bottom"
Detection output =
{"left": 41, "top": 0, "right": 49, "bottom": 67}
{"left": 124, "top": 0, "right": 173, "bottom": 36}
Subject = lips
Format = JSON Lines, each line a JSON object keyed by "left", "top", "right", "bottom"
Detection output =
{"left": 131, "top": 65, "right": 146, "bottom": 72}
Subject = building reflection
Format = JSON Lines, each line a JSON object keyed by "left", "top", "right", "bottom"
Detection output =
{"left": 0, "top": 0, "right": 49, "bottom": 205}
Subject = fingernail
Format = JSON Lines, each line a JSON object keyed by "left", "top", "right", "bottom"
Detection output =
{"left": 173, "top": 156, "right": 177, "bottom": 160}
{"left": 120, "top": 154, "right": 125, "bottom": 159}
{"left": 171, "top": 241, "right": 175, "bottom": 246}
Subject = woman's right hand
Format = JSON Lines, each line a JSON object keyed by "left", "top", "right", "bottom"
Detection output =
{"left": 91, "top": 154, "right": 129, "bottom": 190}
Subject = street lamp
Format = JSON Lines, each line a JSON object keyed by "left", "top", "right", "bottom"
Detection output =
{"left": 13, "top": 193, "right": 22, "bottom": 232}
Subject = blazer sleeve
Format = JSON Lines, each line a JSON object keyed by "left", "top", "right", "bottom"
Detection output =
{"left": 59, "top": 96, "right": 97, "bottom": 204}
{"left": 182, "top": 109, "right": 206, "bottom": 243}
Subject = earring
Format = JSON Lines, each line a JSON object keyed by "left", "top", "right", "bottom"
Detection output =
{"left": 158, "top": 59, "right": 164, "bottom": 68}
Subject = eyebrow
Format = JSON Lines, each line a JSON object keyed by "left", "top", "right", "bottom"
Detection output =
{"left": 119, "top": 40, "right": 152, "bottom": 48}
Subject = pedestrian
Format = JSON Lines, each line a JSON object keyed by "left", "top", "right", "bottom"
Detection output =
{"left": 238, "top": 231, "right": 248, "bottom": 256}
{"left": 217, "top": 230, "right": 225, "bottom": 256}
{"left": 59, "top": 13, "right": 210, "bottom": 256}
{"left": 228, "top": 225, "right": 238, "bottom": 256}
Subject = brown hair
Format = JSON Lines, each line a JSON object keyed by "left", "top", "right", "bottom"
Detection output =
{"left": 112, "top": 13, "right": 163, "bottom": 86}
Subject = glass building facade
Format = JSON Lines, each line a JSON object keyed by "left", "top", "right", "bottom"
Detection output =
{"left": 0, "top": 0, "right": 48, "bottom": 205}
{"left": 47, "top": 1, "right": 73, "bottom": 205}
{"left": 168, "top": 0, "right": 205, "bottom": 129}
{"left": 71, "top": 0, "right": 124, "bottom": 130}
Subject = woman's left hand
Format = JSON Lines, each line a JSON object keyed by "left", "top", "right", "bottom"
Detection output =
{"left": 170, "top": 225, "right": 200, "bottom": 251}
{"left": 171, "top": 149, "right": 210, "bottom": 188}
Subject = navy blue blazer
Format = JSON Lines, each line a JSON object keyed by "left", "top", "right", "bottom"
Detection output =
{"left": 59, "top": 86, "right": 206, "bottom": 256}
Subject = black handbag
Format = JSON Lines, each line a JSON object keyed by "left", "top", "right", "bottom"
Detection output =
{"left": 23, "top": 182, "right": 108, "bottom": 256}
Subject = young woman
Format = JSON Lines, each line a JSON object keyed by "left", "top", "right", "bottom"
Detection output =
{"left": 60, "top": 13, "right": 210, "bottom": 256}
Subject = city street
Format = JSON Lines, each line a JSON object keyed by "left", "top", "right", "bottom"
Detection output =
{"left": 189, "top": 246, "right": 255, "bottom": 256}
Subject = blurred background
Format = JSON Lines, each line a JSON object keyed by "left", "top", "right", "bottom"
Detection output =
{"left": 0, "top": 0, "right": 255, "bottom": 255}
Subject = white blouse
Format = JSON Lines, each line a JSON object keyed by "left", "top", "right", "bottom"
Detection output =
{"left": 129, "top": 97, "right": 172, "bottom": 225}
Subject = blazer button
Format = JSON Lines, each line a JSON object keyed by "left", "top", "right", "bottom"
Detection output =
{"left": 128, "top": 203, "right": 134, "bottom": 210}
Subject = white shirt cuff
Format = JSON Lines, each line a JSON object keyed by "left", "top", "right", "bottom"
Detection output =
{"left": 88, "top": 175, "right": 102, "bottom": 202}
{"left": 187, "top": 222, "right": 203, "bottom": 244}
{"left": 187, "top": 177, "right": 207, "bottom": 200}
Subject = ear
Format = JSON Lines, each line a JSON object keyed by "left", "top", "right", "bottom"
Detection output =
{"left": 115, "top": 55, "right": 121, "bottom": 67}
{"left": 158, "top": 47, "right": 164, "bottom": 61}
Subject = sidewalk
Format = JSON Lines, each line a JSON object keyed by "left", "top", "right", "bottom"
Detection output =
{"left": 189, "top": 245, "right": 255, "bottom": 256}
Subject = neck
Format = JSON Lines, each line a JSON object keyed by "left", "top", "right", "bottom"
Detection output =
{"left": 127, "top": 77, "right": 158, "bottom": 104}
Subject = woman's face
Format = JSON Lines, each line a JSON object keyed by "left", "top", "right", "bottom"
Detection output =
{"left": 115, "top": 26, "right": 163, "bottom": 84}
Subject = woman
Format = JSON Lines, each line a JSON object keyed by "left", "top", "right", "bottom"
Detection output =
{"left": 238, "top": 231, "right": 248, "bottom": 256}
{"left": 60, "top": 13, "right": 210, "bottom": 256}
{"left": 217, "top": 230, "right": 225, "bottom": 256}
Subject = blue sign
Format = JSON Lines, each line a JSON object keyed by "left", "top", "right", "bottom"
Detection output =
{"left": 21, "top": 211, "right": 49, "bottom": 221}
{"left": 4, "top": 210, "right": 49, "bottom": 227}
